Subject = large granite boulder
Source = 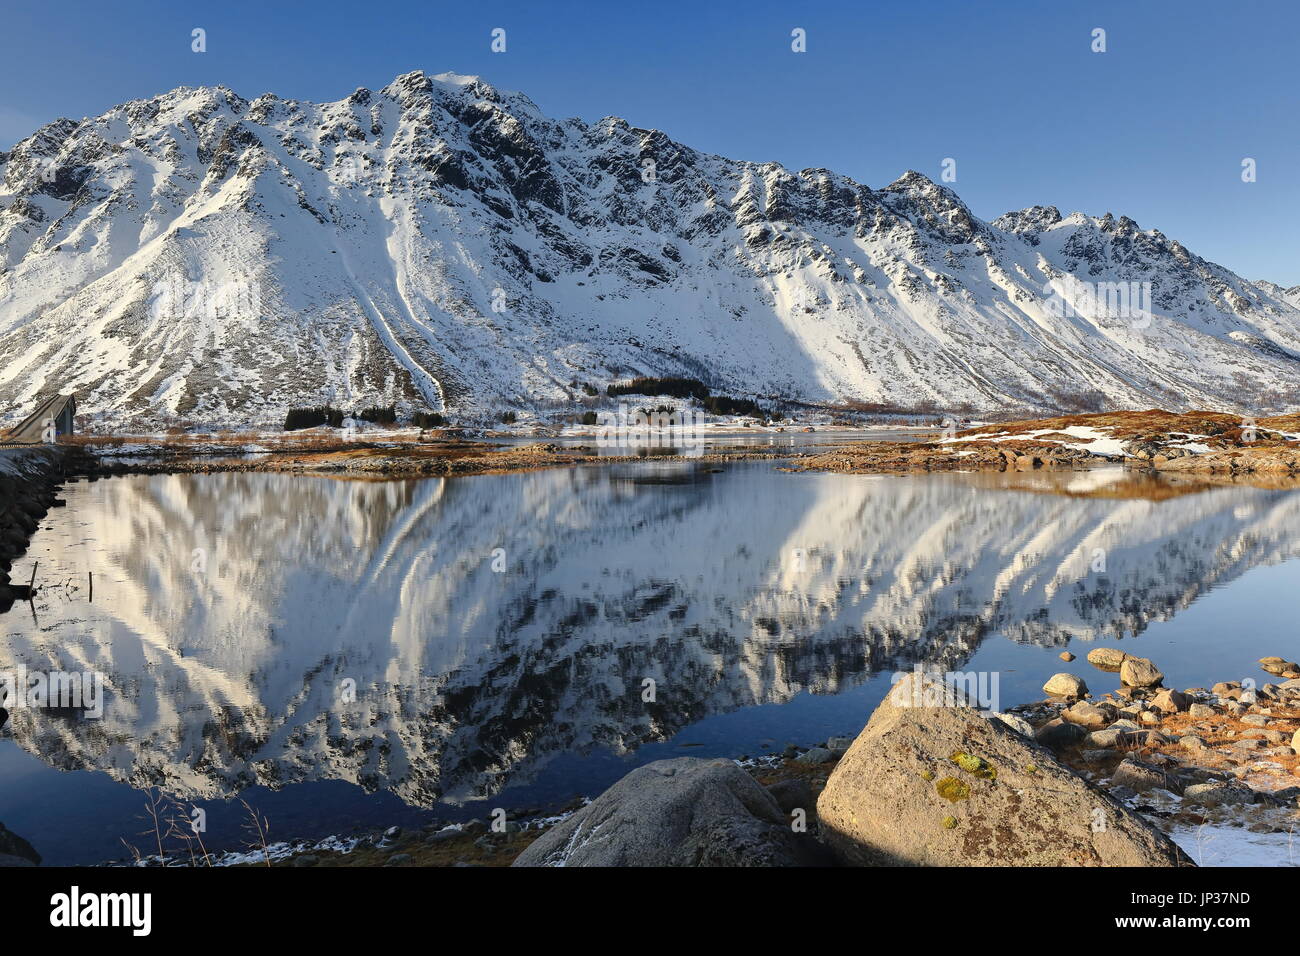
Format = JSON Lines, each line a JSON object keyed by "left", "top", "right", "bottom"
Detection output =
{"left": 815, "top": 674, "right": 1191, "bottom": 867}
{"left": 512, "top": 758, "right": 827, "bottom": 867}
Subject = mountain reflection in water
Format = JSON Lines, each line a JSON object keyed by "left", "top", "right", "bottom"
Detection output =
{"left": 3, "top": 462, "right": 1300, "bottom": 860}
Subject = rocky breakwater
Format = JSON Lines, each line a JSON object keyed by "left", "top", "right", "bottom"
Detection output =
{"left": 0, "top": 446, "right": 82, "bottom": 610}
{"left": 513, "top": 673, "right": 1188, "bottom": 867}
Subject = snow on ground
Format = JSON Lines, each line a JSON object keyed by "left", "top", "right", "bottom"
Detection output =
{"left": 1165, "top": 431, "right": 1215, "bottom": 454}
{"left": 1121, "top": 786, "right": 1299, "bottom": 867}
{"left": 1170, "top": 823, "right": 1299, "bottom": 867}
{"left": 941, "top": 425, "right": 1127, "bottom": 457}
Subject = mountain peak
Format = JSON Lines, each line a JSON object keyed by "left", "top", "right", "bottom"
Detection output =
{"left": 1, "top": 73, "right": 1298, "bottom": 426}
{"left": 885, "top": 169, "right": 939, "bottom": 191}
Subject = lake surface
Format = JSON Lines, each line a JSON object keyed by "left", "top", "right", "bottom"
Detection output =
{"left": 3, "top": 461, "right": 1300, "bottom": 864}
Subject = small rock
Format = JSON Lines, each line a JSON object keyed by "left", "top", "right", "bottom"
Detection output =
{"left": 1043, "top": 673, "right": 1088, "bottom": 698}
{"left": 1087, "top": 728, "right": 1125, "bottom": 748}
{"left": 292, "top": 854, "right": 319, "bottom": 867}
{"left": 1111, "top": 759, "right": 1170, "bottom": 794}
{"left": 984, "top": 711, "right": 1034, "bottom": 737}
{"left": 1183, "top": 783, "right": 1253, "bottom": 808}
{"left": 795, "top": 746, "right": 835, "bottom": 765}
{"left": 1150, "top": 688, "right": 1190, "bottom": 713}
{"left": 1119, "top": 657, "right": 1164, "bottom": 689}
{"left": 1139, "top": 710, "right": 1161, "bottom": 726}
{"left": 1241, "top": 714, "right": 1272, "bottom": 727}
{"left": 1179, "top": 735, "right": 1207, "bottom": 751}
{"left": 1259, "top": 658, "right": 1300, "bottom": 676}
{"left": 1059, "top": 651, "right": 1076, "bottom": 662}
{"left": 826, "top": 736, "right": 854, "bottom": 754}
{"left": 1212, "top": 681, "right": 1243, "bottom": 700}
{"left": 1086, "top": 647, "right": 1128, "bottom": 671}
{"left": 1188, "top": 703, "right": 1217, "bottom": 719}
{"left": 1035, "top": 718, "right": 1088, "bottom": 747}
{"left": 385, "top": 853, "right": 413, "bottom": 866}
{"left": 1062, "top": 700, "right": 1116, "bottom": 730}
{"left": 1119, "top": 730, "right": 1170, "bottom": 749}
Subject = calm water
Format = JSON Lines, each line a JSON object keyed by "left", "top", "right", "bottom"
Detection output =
{"left": 3, "top": 462, "right": 1300, "bottom": 864}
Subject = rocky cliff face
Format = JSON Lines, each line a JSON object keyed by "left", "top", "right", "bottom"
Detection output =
{"left": 1, "top": 71, "right": 1299, "bottom": 427}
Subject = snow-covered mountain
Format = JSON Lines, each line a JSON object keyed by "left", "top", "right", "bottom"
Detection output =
{"left": 2, "top": 70, "right": 1299, "bottom": 427}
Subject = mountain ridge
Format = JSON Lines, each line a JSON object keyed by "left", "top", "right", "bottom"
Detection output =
{"left": 2, "top": 70, "right": 1298, "bottom": 427}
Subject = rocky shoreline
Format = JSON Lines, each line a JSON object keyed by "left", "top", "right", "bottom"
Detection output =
{"left": 71, "top": 435, "right": 799, "bottom": 480}
{"left": 282, "top": 654, "right": 1300, "bottom": 867}
{"left": 794, "top": 410, "right": 1300, "bottom": 478}
{"left": 0, "top": 446, "right": 87, "bottom": 612}
{"left": 57, "top": 408, "right": 1300, "bottom": 484}
{"left": 65, "top": 651, "right": 1293, "bottom": 869}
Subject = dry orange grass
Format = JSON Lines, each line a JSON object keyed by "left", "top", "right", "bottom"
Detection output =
{"left": 1104, "top": 701, "right": 1300, "bottom": 790}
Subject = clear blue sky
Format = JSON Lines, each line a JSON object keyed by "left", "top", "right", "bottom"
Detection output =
{"left": 2, "top": 0, "right": 1296, "bottom": 284}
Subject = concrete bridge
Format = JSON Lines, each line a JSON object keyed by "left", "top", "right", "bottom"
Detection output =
{"left": 1, "top": 393, "right": 76, "bottom": 444}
